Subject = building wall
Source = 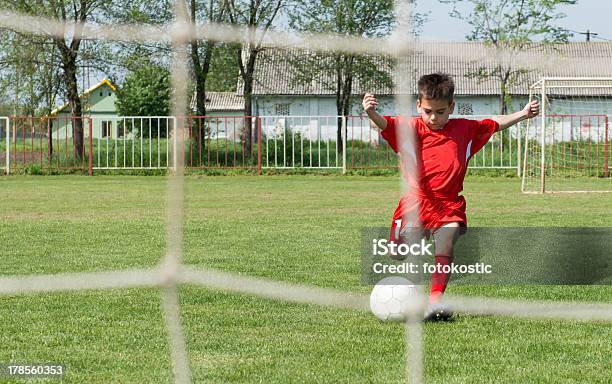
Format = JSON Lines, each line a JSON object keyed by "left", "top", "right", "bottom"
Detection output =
{"left": 53, "top": 113, "right": 122, "bottom": 139}
{"left": 86, "top": 84, "right": 117, "bottom": 114}
{"left": 91, "top": 113, "right": 122, "bottom": 138}
{"left": 547, "top": 99, "right": 612, "bottom": 115}
{"left": 251, "top": 95, "right": 530, "bottom": 142}
{"left": 205, "top": 111, "right": 246, "bottom": 141}
{"left": 252, "top": 94, "right": 528, "bottom": 118}
{"left": 252, "top": 94, "right": 612, "bottom": 145}
{"left": 53, "top": 83, "right": 119, "bottom": 139}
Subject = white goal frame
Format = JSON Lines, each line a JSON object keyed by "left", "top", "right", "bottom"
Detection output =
{"left": 2, "top": 117, "right": 8, "bottom": 176}
{"left": 522, "top": 77, "right": 612, "bottom": 193}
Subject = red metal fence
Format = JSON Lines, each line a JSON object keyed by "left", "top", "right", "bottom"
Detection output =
{"left": 3, "top": 114, "right": 584, "bottom": 176}
{"left": 1, "top": 116, "right": 263, "bottom": 175}
{"left": 2, "top": 116, "right": 93, "bottom": 174}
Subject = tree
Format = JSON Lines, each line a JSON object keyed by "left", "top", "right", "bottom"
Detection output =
{"left": 0, "top": 29, "right": 62, "bottom": 117}
{"left": 49, "top": 1, "right": 111, "bottom": 159}
{"left": 1, "top": 20, "right": 63, "bottom": 151}
{"left": 189, "top": 0, "right": 229, "bottom": 117}
{"left": 115, "top": 64, "right": 171, "bottom": 117}
{"left": 440, "top": 0, "right": 577, "bottom": 114}
{"left": 289, "top": 0, "right": 403, "bottom": 150}
{"left": 0, "top": 0, "right": 114, "bottom": 159}
{"left": 228, "top": 0, "right": 285, "bottom": 154}
{"left": 205, "top": 43, "right": 240, "bottom": 92}
{"left": 96, "top": 1, "right": 173, "bottom": 95}
{"left": 114, "top": 64, "right": 171, "bottom": 138}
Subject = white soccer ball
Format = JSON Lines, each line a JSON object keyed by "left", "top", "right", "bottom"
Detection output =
{"left": 370, "top": 276, "right": 421, "bottom": 322}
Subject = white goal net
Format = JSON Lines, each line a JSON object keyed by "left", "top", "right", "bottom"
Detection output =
{"left": 1, "top": 3, "right": 612, "bottom": 384}
{"left": 522, "top": 78, "right": 612, "bottom": 193}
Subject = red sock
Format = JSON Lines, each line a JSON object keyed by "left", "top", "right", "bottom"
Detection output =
{"left": 430, "top": 254, "right": 453, "bottom": 303}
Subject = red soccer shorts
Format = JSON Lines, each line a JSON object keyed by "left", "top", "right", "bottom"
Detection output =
{"left": 389, "top": 195, "right": 467, "bottom": 242}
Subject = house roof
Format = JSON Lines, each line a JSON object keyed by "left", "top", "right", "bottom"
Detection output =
{"left": 190, "top": 91, "right": 244, "bottom": 113}
{"left": 51, "top": 79, "right": 117, "bottom": 115}
{"left": 239, "top": 42, "right": 612, "bottom": 97}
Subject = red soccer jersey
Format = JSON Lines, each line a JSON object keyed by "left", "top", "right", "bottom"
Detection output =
{"left": 382, "top": 116, "right": 499, "bottom": 231}
{"left": 381, "top": 116, "right": 499, "bottom": 199}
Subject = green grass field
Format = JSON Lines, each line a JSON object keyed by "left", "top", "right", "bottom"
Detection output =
{"left": 0, "top": 175, "right": 610, "bottom": 383}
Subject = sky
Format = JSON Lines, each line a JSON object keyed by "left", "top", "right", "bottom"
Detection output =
{"left": 414, "top": 0, "right": 612, "bottom": 42}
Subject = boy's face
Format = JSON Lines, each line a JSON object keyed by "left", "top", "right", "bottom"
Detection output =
{"left": 416, "top": 98, "right": 455, "bottom": 130}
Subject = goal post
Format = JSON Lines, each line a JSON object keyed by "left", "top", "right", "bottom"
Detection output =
{"left": 522, "top": 77, "right": 612, "bottom": 193}
{"left": 2, "top": 117, "right": 8, "bottom": 175}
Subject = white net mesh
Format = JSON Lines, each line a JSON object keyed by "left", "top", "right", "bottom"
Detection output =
{"left": 1, "top": 2, "right": 612, "bottom": 384}
{"left": 522, "top": 78, "right": 612, "bottom": 193}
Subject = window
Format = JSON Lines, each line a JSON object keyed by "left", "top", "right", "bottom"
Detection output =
{"left": 99, "top": 91, "right": 103, "bottom": 97}
{"left": 275, "top": 103, "right": 290, "bottom": 116}
{"left": 101, "top": 121, "right": 112, "bottom": 138}
{"left": 457, "top": 102, "right": 473, "bottom": 115}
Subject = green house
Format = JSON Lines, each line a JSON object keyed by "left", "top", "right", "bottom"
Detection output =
{"left": 50, "top": 79, "right": 121, "bottom": 139}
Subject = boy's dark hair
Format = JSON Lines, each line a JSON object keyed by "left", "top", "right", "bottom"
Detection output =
{"left": 417, "top": 73, "right": 455, "bottom": 103}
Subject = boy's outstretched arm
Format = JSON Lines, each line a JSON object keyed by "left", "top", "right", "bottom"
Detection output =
{"left": 492, "top": 100, "right": 540, "bottom": 131}
{"left": 363, "top": 93, "right": 387, "bottom": 131}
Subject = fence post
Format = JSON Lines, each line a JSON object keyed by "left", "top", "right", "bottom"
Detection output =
{"left": 342, "top": 116, "right": 347, "bottom": 175}
{"left": 604, "top": 115, "right": 609, "bottom": 178}
{"left": 4, "top": 117, "right": 9, "bottom": 175}
{"left": 47, "top": 118, "right": 51, "bottom": 167}
{"left": 516, "top": 123, "right": 522, "bottom": 177}
{"left": 540, "top": 79, "right": 547, "bottom": 193}
{"left": 173, "top": 117, "right": 177, "bottom": 173}
{"left": 257, "top": 116, "right": 262, "bottom": 175}
{"left": 88, "top": 118, "right": 93, "bottom": 176}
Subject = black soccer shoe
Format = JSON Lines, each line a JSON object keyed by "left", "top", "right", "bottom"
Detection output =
{"left": 423, "top": 303, "right": 454, "bottom": 322}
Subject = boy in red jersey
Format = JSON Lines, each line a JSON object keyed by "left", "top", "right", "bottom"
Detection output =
{"left": 363, "top": 73, "right": 539, "bottom": 321}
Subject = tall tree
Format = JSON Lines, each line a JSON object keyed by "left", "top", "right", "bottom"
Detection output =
{"left": 0, "top": 0, "right": 114, "bottom": 159}
{"left": 289, "top": 0, "right": 406, "bottom": 150}
{"left": 0, "top": 29, "right": 62, "bottom": 117}
{"left": 102, "top": 0, "right": 173, "bottom": 83}
{"left": 205, "top": 43, "right": 240, "bottom": 92}
{"left": 228, "top": 0, "right": 285, "bottom": 153}
{"left": 440, "top": 0, "right": 577, "bottom": 113}
{"left": 51, "top": 1, "right": 89, "bottom": 159}
{"left": 1, "top": 26, "right": 63, "bottom": 149}
{"left": 189, "top": 0, "right": 229, "bottom": 117}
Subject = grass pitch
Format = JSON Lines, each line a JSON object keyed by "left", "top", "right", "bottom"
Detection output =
{"left": 0, "top": 175, "right": 610, "bottom": 383}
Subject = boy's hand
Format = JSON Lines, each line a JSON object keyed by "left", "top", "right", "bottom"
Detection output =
{"left": 363, "top": 93, "right": 379, "bottom": 113}
{"left": 362, "top": 93, "right": 387, "bottom": 130}
{"left": 522, "top": 100, "right": 540, "bottom": 119}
